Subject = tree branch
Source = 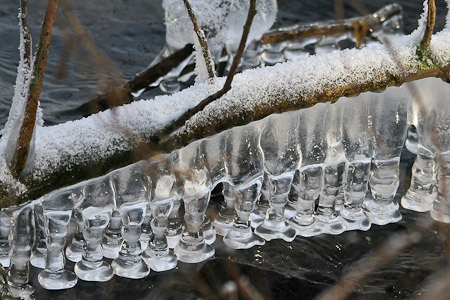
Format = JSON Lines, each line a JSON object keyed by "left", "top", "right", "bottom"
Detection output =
{"left": 182, "top": 0, "right": 215, "bottom": 82}
{"left": 10, "top": 0, "right": 59, "bottom": 178}
{"left": 161, "top": 0, "right": 257, "bottom": 135}
{"left": 260, "top": 3, "right": 402, "bottom": 45}
{"left": 422, "top": 0, "right": 436, "bottom": 50}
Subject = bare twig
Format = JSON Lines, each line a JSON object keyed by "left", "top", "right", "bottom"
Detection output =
{"left": 162, "top": 0, "right": 257, "bottom": 135}
{"left": 422, "top": 0, "right": 436, "bottom": 50}
{"left": 260, "top": 4, "right": 401, "bottom": 45}
{"left": 182, "top": 0, "right": 215, "bottom": 82}
{"left": 11, "top": 0, "right": 59, "bottom": 178}
{"left": 80, "top": 44, "right": 194, "bottom": 116}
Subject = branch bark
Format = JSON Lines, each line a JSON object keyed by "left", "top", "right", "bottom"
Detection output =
{"left": 182, "top": 0, "right": 215, "bottom": 82}
{"left": 10, "top": 0, "right": 59, "bottom": 178}
{"left": 422, "top": 0, "right": 436, "bottom": 50}
{"left": 260, "top": 3, "right": 402, "bottom": 45}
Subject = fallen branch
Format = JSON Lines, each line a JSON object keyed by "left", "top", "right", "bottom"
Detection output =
{"left": 10, "top": 0, "right": 59, "bottom": 178}
{"left": 260, "top": 3, "right": 402, "bottom": 45}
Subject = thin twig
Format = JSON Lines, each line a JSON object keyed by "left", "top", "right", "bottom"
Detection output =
{"left": 19, "top": 0, "right": 32, "bottom": 81}
{"left": 79, "top": 44, "right": 194, "bottom": 116}
{"left": 182, "top": 0, "right": 215, "bottom": 82}
{"left": 162, "top": 0, "right": 257, "bottom": 136}
{"left": 11, "top": 0, "right": 59, "bottom": 178}
{"left": 260, "top": 4, "right": 401, "bottom": 45}
{"left": 422, "top": 0, "right": 436, "bottom": 50}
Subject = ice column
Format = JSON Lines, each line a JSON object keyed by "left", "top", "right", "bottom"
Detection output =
{"left": 143, "top": 156, "right": 177, "bottom": 271}
{"left": 340, "top": 97, "right": 371, "bottom": 231}
{"left": 173, "top": 142, "right": 215, "bottom": 263}
{"left": 251, "top": 172, "right": 271, "bottom": 228}
{"left": 7, "top": 204, "right": 35, "bottom": 298}
{"left": 365, "top": 89, "right": 409, "bottom": 225}
{"left": 30, "top": 205, "right": 46, "bottom": 268}
{"left": 74, "top": 177, "right": 115, "bottom": 282}
{"left": 223, "top": 122, "right": 265, "bottom": 249}
{"left": 103, "top": 210, "right": 122, "bottom": 260}
{"left": 203, "top": 133, "right": 233, "bottom": 236}
{"left": 111, "top": 166, "right": 151, "bottom": 279}
{"left": 288, "top": 103, "right": 327, "bottom": 237}
{"left": 165, "top": 197, "right": 183, "bottom": 249}
{"left": 315, "top": 103, "right": 346, "bottom": 235}
{"left": 38, "top": 188, "right": 81, "bottom": 290}
{"left": 0, "top": 210, "right": 10, "bottom": 267}
{"left": 256, "top": 112, "right": 300, "bottom": 242}
{"left": 402, "top": 81, "right": 438, "bottom": 212}
{"left": 65, "top": 186, "right": 86, "bottom": 263}
{"left": 425, "top": 80, "right": 450, "bottom": 223}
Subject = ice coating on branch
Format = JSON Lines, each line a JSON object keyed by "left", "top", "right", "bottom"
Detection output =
{"left": 192, "top": 30, "right": 215, "bottom": 84}
{"left": 0, "top": 11, "right": 36, "bottom": 195}
{"left": 163, "top": 0, "right": 277, "bottom": 56}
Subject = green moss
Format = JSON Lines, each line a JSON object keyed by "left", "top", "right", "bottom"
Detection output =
{"left": 416, "top": 43, "right": 443, "bottom": 70}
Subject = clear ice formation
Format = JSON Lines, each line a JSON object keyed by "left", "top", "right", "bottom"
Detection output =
{"left": 2, "top": 78, "right": 450, "bottom": 294}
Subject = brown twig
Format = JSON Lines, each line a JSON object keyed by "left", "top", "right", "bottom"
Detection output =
{"left": 80, "top": 44, "right": 194, "bottom": 116}
{"left": 422, "top": 0, "right": 436, "bottom": 50}
{"left": 260, "top": 3, "right": 402, "bottom": 45}
{"left": 10, "top": 0, "right": 59, "bottom": 178}
{"left": 182, "top": 0, "right": 215, "bottom": 82}
{"left": 162, "top": 0, "right": 257, "bottom": 135}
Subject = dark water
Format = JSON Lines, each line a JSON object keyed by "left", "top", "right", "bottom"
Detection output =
{"left": 0, "top": 1, "right": 449, "bottom": 299}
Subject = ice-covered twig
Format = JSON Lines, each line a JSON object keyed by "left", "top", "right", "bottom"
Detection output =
{"left": 19, "top": 0, "right": 32, "bottom": 81}
{"left": 260, "top": 3, "right": 402, "bottom": 45}
{"left": 161, "top": 0, "right": 257, "bottom": 136}
{"left": 182, "top": 0, "right": 215, "bottom": 82}
{"left": 10, "top": 0, "right": 59, "bottom": 178}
